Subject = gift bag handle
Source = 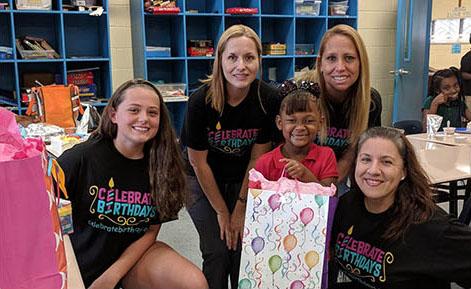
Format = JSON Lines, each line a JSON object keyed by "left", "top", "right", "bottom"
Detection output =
{"left": 275, "top": 165, "right": 301, "bottom": 198}
{"left": 249, "top": 169, "right": 336, "bottom": 197}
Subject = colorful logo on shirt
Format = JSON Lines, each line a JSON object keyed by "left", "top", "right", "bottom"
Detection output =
{"left": 324, "top": 127, "right": 351, "bottom": 151}
{"left": 87, "top": 178, "right": 156, "bottom": 232}
{"left": 208, "top": 127, "right": 259, "bottom": 155}
{"left": 334, "top": 226, "right": 394, "bottom": 283}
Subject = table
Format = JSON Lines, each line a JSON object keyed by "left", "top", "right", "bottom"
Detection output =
{"left": 407, "top": 132, "right": 471, "bottom": 146}
{"left": 407, "top": 136, "right": 471, "bottom": 216}
{"left": 65, "top": 235, "right": 85, "bottom": 289}
{"left": 408, "top": 138, "right": 471, "bottom": 183}
{"left": 45, "top": 146, "right": 86, "bottom": 288}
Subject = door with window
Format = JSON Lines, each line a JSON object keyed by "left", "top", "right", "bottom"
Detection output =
{"left": 392, "top": 0, "right": 433, "bottom": 123}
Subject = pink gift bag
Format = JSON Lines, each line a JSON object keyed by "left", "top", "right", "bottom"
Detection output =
{"left": 0, "top": 108, "right": 66, "bottom": 289}
{"left": 239, "top": 169, "right": 337, "bottom": 289}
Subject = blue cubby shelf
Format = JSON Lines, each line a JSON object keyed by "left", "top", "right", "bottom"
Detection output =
{"left": 130, "top": 0, "right": 357, "bottom": 134}
{"left": 0, "top": 0, "right": 112, "bottom": 114}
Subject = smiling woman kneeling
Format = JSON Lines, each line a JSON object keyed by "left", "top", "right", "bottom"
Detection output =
{"left": 329, "top": 126, "right": 471, "bottom": 289}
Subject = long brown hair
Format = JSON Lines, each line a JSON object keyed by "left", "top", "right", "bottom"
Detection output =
{"left": 202, "top": 24, "right": 263, "bottom": 114}
{"left": 350, "top": 127, "right": 435, "bottom": 242}
{"left": 297, "top": 24, "right": 371, "bottom": 145}
{"left": 93, "top": 79, "right": 185, "bottom": 220}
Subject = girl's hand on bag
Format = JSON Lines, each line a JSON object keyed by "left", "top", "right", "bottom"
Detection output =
{"left": 230, "top": 203, "right": 245, "bottom": 250}
{"left": 280, "top": 158, "right": 318, "bottom": 183}
{"left": 217, "top": 211, "right": 232, "bottom": 248}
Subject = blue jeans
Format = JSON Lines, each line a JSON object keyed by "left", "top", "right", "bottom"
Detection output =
{"left": 186, "top": 175, "right": 242, "bottom": 289}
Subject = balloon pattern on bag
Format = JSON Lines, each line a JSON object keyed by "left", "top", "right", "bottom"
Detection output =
{"left": 239, "top": 189, "right": 330, "bottom": 289}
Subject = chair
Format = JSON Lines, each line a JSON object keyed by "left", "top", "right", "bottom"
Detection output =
{"left": 432, "top": 181, "right": 468, "bottom": 217}
{"left": 393, "top": 120, "right": 423, "bottom": 135}
{"left": 459, "top": 196, "right": 471, "bottom": 225}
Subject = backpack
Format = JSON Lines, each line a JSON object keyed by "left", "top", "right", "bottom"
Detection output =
{"left": 26, "top": 84, "right": 84, "bottom": 128}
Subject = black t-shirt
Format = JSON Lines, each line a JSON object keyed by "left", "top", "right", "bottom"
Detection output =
{"left": 322, "top": 88, "right": 382, "bottom": 159}
{"left": 460, "top": 50, "right": 471, "bottom": 95}
{"left": 57, "top": 137, "right": 162, "bottom": 287}
{"left": 181, "top": 79, "right": 280, "bottom": 184}
{"left": 329, "top": 190, "right": 471, "bottom": 289}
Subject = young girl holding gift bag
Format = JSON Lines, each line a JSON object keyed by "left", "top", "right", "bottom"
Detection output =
{"left": 57, "top": 79, "right": 207, "bottom": 289}
{"left": 253, "top": 80, "right": 338, "bottom": 187}
{"left": 242, "top": 81, "right": 338, "bottom": 288}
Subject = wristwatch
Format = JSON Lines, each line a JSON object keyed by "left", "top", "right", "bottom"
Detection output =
{"left": 237, "top": 196, "right": 247, "bottom": 204}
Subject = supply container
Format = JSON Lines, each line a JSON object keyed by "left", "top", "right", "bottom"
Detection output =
{"left": 296, "top": 0, "right": 321, "bottom": 16}
{"left": 15, "top": 0, "right": 51, "bottom": 10}
{"left": 295, "top": 44, "right": 315, "bottom": 55}
{"left": 153, "top": 83, "right": 186, "bottom": 97}
{"left": 71, "top": 0, "right": 97, "bottom": 6}
{"left": 329, "top": 0, "right": 348, "bottom": 15}
{"left": 146, "top": 46, "right": 171, "bottom": 57}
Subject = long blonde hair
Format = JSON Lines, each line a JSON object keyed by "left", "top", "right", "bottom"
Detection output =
{"left": 298, "top": 24, "right": 371, "bottom": 144}
{"left": 202, "top": 24, "right": 263, "bottom": 113}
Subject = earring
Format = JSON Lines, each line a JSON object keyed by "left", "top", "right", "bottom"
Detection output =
{"left": 401, "top": 176, "right": 405, "bottom": 181}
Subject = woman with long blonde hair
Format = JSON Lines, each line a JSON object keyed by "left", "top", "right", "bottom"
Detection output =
{"left": 181, "top": 25, "right": 280, "bottom": 288}
{"left": 298, "top": 24, "right": 382, "bottom": 191}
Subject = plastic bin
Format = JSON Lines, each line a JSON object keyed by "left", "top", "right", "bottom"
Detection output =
{"left": 296, "top": 0, "right": 321, "bottom": 16}
{"left": 146, "top": 46, "right": 171, "bottom": 57}
{"left": 15, "top": 0, "right": 51, "bottom": 10}
{"left": 0, "top": 46, "right": 13, "bottom": 59}
{"left": 329, "top": 1, "right": 348, "bottom": 15}
{"left": 153, "top": 83, "right": 186, "bottom": 97}
{"left": 18, "top": 49, "right": 57, "bottom": 59}
{"left": 295, "top": 44, "right": 315, "bottom": 55}
{"left": 71, "top": 0, "right": 97, "bottom": 6}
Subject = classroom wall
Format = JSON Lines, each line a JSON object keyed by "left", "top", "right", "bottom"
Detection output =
{"left": 429, "top": 0, "right": 471, "bottom": 70}
{"left": 358, "top": 0, "right": 397, "bottom": 125}
{"left": 109, "top": 0, "right": 134, "bottom": 89}
{"left": 108, "top": 1, "right": 398, "bottom": 125}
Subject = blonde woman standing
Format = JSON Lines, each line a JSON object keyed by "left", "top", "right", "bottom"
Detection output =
{"left": 181, "top": 25, "right": 279, "bottom": 288}
{"left": 298, "top": 24, "right": 382, "bottom": 192}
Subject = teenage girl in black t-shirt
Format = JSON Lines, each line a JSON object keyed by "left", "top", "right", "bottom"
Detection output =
{"left": 58, "top": 79, "right": 207, "bottom": 289}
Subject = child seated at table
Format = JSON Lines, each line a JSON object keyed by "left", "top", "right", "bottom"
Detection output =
{"left": 252, "top": 80, "right": 338, "bottom": 187}
{"left": 423, "top": 67, "right": 471, "bottom": 130}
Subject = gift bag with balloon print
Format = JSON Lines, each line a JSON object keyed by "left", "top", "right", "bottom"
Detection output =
{"left": 239, "top": 169, "right": 337, "bottom": 289}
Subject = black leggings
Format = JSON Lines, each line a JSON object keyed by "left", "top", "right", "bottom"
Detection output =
{"left": 186, "top": 175, "right": 242, "bottom": 289}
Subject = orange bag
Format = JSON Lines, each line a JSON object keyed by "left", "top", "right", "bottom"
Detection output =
{"left": 26, "top": 84, "right": 84, "bottom": 128}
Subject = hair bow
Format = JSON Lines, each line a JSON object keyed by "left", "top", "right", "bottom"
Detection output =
{"left": 279, "top": 80, "right": 320, "bottom": 98}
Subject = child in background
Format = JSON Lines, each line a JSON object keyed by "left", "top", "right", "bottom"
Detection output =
{"left": 423, "top": 67, "right": 471, "bottom": 130}
{"left": 253, "top": 80, "right": 338, "bottom": 187}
